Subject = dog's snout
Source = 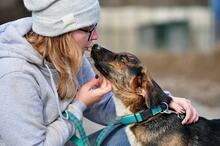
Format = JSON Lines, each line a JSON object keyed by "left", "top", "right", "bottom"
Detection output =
{"left": 91, "top": 44, "right": 116, "bottom": 63}
{"left": 91, "top": 44, "right": 103, "bottom": 61}
{"left": 92, "top": 44, "right": 101, "bottom": 50}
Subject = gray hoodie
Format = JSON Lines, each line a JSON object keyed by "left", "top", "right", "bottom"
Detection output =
{"left": 0, "top": 17, "right": 116, "bottom": 146}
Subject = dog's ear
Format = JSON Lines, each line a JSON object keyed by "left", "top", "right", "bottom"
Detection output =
{"left": 132, "top": 67, "right": 172, "bottom": 108}
{"left": 146, "top": 79, "right": 173, "bottom": 108}
{"left": 132, "top": 68, "right": 153, "bottom": 104}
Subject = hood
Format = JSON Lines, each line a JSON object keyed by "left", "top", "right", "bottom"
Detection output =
{"left": 0, "top": 17, "right": 43, "bottom": 66}
{"left": 0, "top": 18, "right": 68, "bottom": 120}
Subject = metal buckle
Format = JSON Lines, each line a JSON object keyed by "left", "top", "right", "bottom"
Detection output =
{"left": 161, "top": 102, "right": 169, "bottom": 112}
{"left": 62, "top": 110, "right": 70, "bottom": 120}
{"left": 177, "top": 112, "right": 186, "bottom": 120}
{"left": 161, "top": 102, "right": 176, "bottom": 114}
{"left": 160, "top": 102, "right": 186, "bottom": 120}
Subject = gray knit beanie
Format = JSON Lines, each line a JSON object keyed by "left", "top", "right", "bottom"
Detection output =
{"left": 23, "top": 0, "right": 100, "bottom": 36}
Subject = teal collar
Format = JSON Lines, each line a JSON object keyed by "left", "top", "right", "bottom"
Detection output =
{"left": 114, "top": 102, "right": 168, "bottom": 125}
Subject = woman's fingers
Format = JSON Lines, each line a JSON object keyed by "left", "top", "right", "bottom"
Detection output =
{"left": 93, "top": 77, "right": 112, "bottom": 96}
{"left": 169, "top": 101, "right": 184, "bottom": 113}
{"left": 171, "top": 97, "right": 199, "bottom": 125}
{"left": 84, "top": 76, "right": 100, "bottom": 89}
{"left": 188, "top": 106, "right": 199, "bottom": 124}
{"left": 181, "top": 102, "right": 192, "bottom": 124}
{"left": 76, "top": 75, "right": 112, "bottom": 106}
{"left": 181, "top": 99, "right": 198, "bottom": 125}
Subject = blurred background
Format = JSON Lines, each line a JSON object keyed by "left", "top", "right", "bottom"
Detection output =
{"left": 97, "top": 0, "right": 220, "bottom": 116}
{"left": 1, "top": 0, "right": 220, "bottom": 133}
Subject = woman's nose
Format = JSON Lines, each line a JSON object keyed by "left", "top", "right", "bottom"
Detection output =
{"left": 91, "top": 29, "right": 99, "bottom": 41}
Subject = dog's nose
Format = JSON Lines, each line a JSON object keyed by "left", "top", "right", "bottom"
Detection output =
{"left": 92, "top": 44, "right": 101, "bottom": 50}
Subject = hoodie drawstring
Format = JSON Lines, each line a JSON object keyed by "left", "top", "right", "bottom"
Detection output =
{"left": 45, "top": 64, "right": 67, "bottom": 120}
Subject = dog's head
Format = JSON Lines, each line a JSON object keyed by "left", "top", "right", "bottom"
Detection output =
{"left": 91, "top": 44, "right": 171, "bottom": 113}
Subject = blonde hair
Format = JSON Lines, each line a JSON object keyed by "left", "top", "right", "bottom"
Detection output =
{"left": 26, "top": 31, "right": 82, "bottom": 100}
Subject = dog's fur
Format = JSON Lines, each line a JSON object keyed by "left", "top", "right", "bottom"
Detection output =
{"left": 91, "top": 44, "right": 220, "bottom": 146}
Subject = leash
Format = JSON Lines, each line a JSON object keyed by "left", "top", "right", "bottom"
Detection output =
{"left": 63, "top": 111, "right": 90, "bottom": 146}
{"left": 64, "top": 102, "right": 169, "bottom": 146}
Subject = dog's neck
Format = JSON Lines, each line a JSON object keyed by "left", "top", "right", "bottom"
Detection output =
{"left": 111, "top": 79, "right": 172, "bottom": 117}
{"left": 113, "top": 96, "right": 133, "bottom": 116}
{"left": 112, "top": 93, "right": 147, "bottom": 117}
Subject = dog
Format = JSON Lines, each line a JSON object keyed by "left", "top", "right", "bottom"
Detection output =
{"left": 91, "top": 44, "right": 220, "bottom": 146}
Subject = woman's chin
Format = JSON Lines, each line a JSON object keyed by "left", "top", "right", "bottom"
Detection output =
{"left": 88, "top": 44, "right": 93, "bottom": 48}
{"left": 81, "top": 48, "right": 88, "bottom": 54}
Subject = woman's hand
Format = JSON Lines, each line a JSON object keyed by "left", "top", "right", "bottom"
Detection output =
{"left": 169, "top": 97, "right": 199, "bottom": 125}
{"left": 76, "top": 75, "right": 112, "bottom": 106}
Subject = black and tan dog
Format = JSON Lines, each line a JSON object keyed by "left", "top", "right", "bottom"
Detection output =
{"left": 91, "top": 44, "right": 220, "bottom": 146}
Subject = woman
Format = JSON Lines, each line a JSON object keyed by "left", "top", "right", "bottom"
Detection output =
{"left": 0, "top": 0, "right": 198, "bottom": 145}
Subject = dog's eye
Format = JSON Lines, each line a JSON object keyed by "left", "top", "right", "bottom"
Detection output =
{"left": 120, "top": 55, "right": 128, "bottom": 63}
{"left": 121, "top": 58, "right": 126, "bottom": 63}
